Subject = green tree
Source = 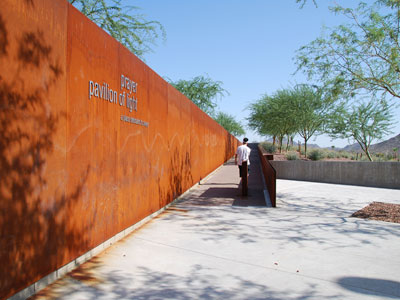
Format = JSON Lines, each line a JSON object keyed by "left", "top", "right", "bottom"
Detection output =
{"left": 247, "top": 90, "right": 298, "bottom": 153}
{"left": 247, "top": 98, "right": 273, "bottom": 139}
{"left": 248, "top": 85, "right": 331, "bottom": 156}
{"left": 169, "top": 75, "right": 228, "bottom": 115}
{"left": 296, "top": 0, "right": 400, "bottom": 101}
{"left": 327, "top": 99, "right": 394, "bottom": 161}
{"left": 290, "top": 84, "right": 332, "bottom": 157}
{"left": 69, "top": 0, "right": 165, "bottom": 58}
{"left": 213, "top": 112, "right": 245, "bottom": 137}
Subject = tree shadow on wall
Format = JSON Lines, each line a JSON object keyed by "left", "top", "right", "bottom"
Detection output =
{"left": 24, "top": 0, "right": 35, "bottom": 6}
{"left": 160, "top": 131, "right": 235, "bottom": 208}
{"left": 224, "top": 131, "right": 234, "bottom": 162}
{"left": 0, "top": 8, "right": 91, "bottom": 299}
{"left": 0, "top": 15, "right": 8, "bottom": 56}
{"left": 158, "top": 150, "right": 193, "bottom": 208}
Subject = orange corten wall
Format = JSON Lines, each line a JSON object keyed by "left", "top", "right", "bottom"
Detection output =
{"left": 0, "top": 1, "right": 239, "bottom": 299}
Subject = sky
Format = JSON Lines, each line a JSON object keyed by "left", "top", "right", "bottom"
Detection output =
{"left": 134, "top": 0, "right": 400, "bottom": 148}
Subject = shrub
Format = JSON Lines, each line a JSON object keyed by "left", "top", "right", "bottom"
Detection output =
{"left": 286, "top": 152, "right": 298, "bottom": 160}
{"left": 308, "top": 149, "right": 325, "bottom": 161}
{"left": 261, "top": 142, "right": 276, "bottom": 154}
{"left": 327, "top": 151, "right": 335, "bottom": 159}
{"left": 375, "top": 157, "right": 385, "bottom": 162}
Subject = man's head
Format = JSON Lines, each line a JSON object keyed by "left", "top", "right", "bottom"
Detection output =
{"left": 243, "top": 138, "right": 248, "bottom": 144}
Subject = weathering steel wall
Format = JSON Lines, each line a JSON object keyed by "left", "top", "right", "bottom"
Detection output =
{"left": 0, "top": 1, "right": 238, "bottom": 298}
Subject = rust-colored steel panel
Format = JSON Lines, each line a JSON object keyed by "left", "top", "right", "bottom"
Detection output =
{"left": 65, "top": 2, "right": 122, "bottom": 264}
{"left": 0, "top": 0, "right": 68, "bottom": 298}
{"left": 147, "top": 70, "right": 169, "bottom": 212}
{"left": 175, "top": 88, "right": 193, "bottom": 192}
{"left": 258, "top": 146, "right": 277, "bottom": 207}
{"left": 190, "top": 102, "right": 204, "bottom": 182}
{"left": 168, "top": 85, "right": 188, "bottom": 200}
{"left": 117, "top": 44, "right": 150, "bottom": 231}
{"left": 0, "top": 1, "right": 239, "bottom": 299}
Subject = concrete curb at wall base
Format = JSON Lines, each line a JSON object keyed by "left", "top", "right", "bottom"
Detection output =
{"left": 7, "top": 162, "right": 227, "bottom": 300}
{"left": 270, "top": 160, "right": 400, "bottom": 189}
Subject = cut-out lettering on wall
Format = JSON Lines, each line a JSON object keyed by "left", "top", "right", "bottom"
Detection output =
{"left": 88, "top": 74, "right": 148, "bottom": 127}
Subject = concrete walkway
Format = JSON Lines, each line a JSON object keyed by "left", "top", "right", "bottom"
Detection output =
{"left": 30, "top": 158, "right": 400, "bottom": 299}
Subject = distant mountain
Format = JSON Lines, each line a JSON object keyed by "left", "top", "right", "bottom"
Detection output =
{"left": 307, "top": 143, "right": 321, "bottom": 149}
{"left": 343, "top": 134, "right": 400, "bottom": 153}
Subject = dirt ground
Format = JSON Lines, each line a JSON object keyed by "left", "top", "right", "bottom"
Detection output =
{"left": 351, "top": 202, "right": 400, "bottom": 224}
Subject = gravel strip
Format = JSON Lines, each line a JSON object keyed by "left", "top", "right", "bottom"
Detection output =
{"left": 351, "top": 202, "right": 400, "bottom": 224}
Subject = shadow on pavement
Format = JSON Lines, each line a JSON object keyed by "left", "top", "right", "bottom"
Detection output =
{"left": 337, "top": 276, "right": 400, "bottom": 299}
{"left": 32, "top": 264, "right": 320, "bottom": 300}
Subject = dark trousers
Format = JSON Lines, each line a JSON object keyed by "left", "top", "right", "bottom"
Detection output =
{"left": 238, "top": 164, "right": 249, "bottom": 177}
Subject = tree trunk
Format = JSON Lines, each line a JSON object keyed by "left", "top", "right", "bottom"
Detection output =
{"left": 286, "top": 136, "right": 290, "bottom": 152}
{"left": 358, "top": 141, "right": 373, "bottom": 162}
{"left": 304, "top": 137, "right": 308, "bottom": 158}
{"left": 365, "top": 149, "right": 373, "bottom": 161}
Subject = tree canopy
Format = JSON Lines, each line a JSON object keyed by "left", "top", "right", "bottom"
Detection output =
{"left": 289, "top": 84, "right": 332, "bottom": 156}
{"left": 213, "top": 112, "right": 245, "bottom": 137}
{"left": 169, "top": 75, "right": 228, "bottom": 115}
{"left": 296, "top": 0, "right": 400, "bottom": 101}
{"left": 247, "top": 85, "right": 332, "bottom": 155}
{"left": 247, "top": 89, "right": 298, "bottom": 152}
{"left": 69, "top": 0, "right": 165, "bottom": 58}
{"left": 327, "top": 99, "right": 394, "bottom": 161}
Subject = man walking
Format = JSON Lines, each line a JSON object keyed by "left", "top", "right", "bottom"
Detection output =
{"left": 235, "top": 138, "right": 251, "bottom": 177}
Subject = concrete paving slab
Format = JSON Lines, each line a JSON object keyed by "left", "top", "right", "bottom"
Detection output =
{"left": 29, "top": 162, "right": 400, "bottom": 300}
